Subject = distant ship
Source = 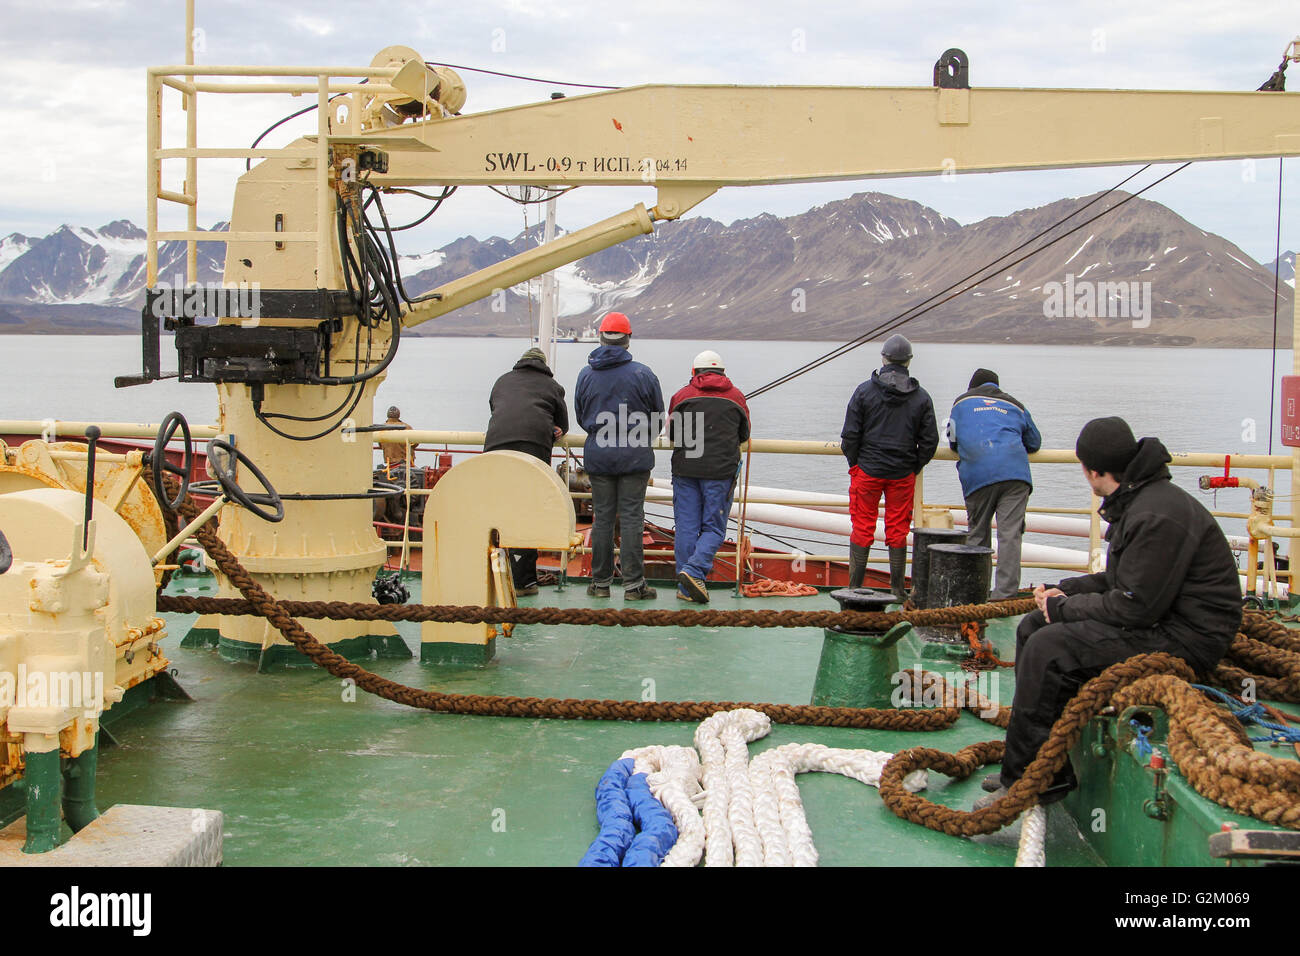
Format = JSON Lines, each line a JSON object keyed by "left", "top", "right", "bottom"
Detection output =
{"left": 533, "top": 328, "right": 578, "bottom": 345}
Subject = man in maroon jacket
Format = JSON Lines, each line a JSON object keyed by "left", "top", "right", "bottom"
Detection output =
{"left": 668, "top": 350, "right": 750, "bottom": 603}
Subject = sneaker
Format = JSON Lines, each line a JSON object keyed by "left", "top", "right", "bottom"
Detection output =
{"left": 515, "top": 584, "right": 539, "bottom": 597}
{"left": 981, "top": 773, "right": 1002, "bottom": 793}
{"left": 972, "top": 786, "right": 1008, "bottom": 811}
{"left": 586, "top": 584, "right": 610, "bottom": 598}
{"left": 677, "top": 572, "right": 709, "bottom": 604}
{"left": 624, "top": 585, "right": 657, "bottom": 601}
{"left": 676, "top": 591, "right": 694, "bottom": 601}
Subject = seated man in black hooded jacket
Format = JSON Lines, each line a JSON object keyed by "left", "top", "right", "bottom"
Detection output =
{"left": 976, "top": 416, "right": 1242, "bottom": 808}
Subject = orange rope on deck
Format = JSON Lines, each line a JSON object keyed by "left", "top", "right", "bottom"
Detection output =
{"left": 741, "top": 579, "right": 819, "bottom": 598}
{"left": 961, "top": 621, "right": 1015, "bottom": 670}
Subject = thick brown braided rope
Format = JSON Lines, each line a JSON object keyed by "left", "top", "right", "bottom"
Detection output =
{"left": 1112, "top": 675, "right": 1300, "bottom": 828}
{"left": 922, "top": 670, "right": 1010, "bottom": 729}
{"left": 877, "top": 653, "right": 1197, "bottom": 836}
{"left": 1242, "top": 611, "right": 1300, "bottom": 652}
{"left": 880, "top": 652, "right": 1300, "bottom": 834}
{"left": 155, "top": 593, "right": 1036, "bottom": 632}
{"left": 1214, "top": 614, "right": 1300, "bottom": 703}
{"left": 171, "top": 495, "right": 962, "bottom": 730}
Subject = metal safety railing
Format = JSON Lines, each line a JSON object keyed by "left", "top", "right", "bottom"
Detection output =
{"left": 145, "top": 6, "right": 408, "bottom": 289}
{"left": 363, "top": 429, "right": 1297, "bottom": 583}
{"left": 3, "top": 420, "right": 1293, "bottom": 587}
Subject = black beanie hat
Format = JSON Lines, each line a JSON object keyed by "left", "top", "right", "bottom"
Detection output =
{"left": 1076, "top": 417, "right": 1139, "bottom": 476}
{"left": 969, "top": 368, "right": 999, "bottom": 389}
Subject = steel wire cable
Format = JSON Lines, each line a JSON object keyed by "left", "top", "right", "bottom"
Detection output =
{"left": 745, "top": 164, "right": 1191, "bottom": 401}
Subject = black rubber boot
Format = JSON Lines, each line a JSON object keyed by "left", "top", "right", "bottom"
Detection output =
{"left": 889, "top": 546, "right": 908, "bottom": 603}
{"left": 848, "top": 543, "right": 870, "bottom": 589}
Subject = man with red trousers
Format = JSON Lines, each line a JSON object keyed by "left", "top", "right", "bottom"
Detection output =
{"left": 840, "top": 334, "right": 938, "bottom": 601}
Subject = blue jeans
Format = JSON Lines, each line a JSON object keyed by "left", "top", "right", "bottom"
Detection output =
{"left": 589, "top": 471, "right": 651, "bottom": 591}
{"left": 673, "top": 475, "right": 735, "bottom": 584}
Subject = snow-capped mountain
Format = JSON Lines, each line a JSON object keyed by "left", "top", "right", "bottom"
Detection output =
{"left": 0, "top": 193, "right": 1291, "bottom": 346}
{"left": 1266, "top": 251, "right": 1296, "bottom": 289}
{"left": 0, "top": 221, "right": 224, "bottom": 307}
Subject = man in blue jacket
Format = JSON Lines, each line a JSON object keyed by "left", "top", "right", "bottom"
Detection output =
{"left": 575, "top": 312, "right": 665, "bottom": 600}
{"left": 947, "top": 368, "right": 1042, "bottom": 600}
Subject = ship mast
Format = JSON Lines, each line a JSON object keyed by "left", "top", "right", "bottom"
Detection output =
{"left": 537, "top": 191, "right": 559, "bottom": 370}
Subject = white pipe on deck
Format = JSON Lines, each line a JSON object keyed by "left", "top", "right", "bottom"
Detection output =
{"left": 657, "top": 480, "right": 1251, "bottom": 552}
{"left": 646, "top": 482, "right": 1090, "bottom": 567}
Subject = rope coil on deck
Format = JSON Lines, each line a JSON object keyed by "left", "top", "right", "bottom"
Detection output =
{"left": 162, "top": 482, "right": 1300, "bottom": 838}
{"left": 612, "top": 709, "right": 930, "bottom": 867}
{"left": 877, "top": 652, "right": 1300, "bottom": 835}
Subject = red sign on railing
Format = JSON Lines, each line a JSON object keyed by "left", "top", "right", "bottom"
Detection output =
{"left": 1282, "top": 376, "right": 1300, "bottom": 447}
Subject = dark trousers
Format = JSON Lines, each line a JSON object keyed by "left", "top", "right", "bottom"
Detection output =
{"left": 1001, "top": 610, "right": 1201, "bottom": 788}
{"left": 965, "top": 479, "right": 1031, "bottom": 600}
{"left": 486, "top": 440, "right": 551, "bottom": 589}
{"left": 590, "top": 471, "right": 651, "bottom": 591}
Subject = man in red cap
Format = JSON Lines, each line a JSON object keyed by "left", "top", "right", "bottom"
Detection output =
{"left": 574, "top": 312, "right": 665, "bottom": 600}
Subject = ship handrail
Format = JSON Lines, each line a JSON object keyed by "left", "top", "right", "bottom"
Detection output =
{"left": 3, "top": 419, "right": 1290, "bottom": 582}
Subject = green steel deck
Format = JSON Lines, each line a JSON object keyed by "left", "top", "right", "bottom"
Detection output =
{"left": 80, "top": 573, "right": 1113, "bottom": 867}
{"left": 82, "top": 570, "right": 1300, "bottom": 868}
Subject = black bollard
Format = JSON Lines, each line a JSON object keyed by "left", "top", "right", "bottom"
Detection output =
{"left": 909, "top": 527, "right": 967, "bottom": 609}
{"left": 916, "top": 543, "right": 994, "bottom": 660}
{"left": 926, "top": 543, "right": 994, "bottom": 609}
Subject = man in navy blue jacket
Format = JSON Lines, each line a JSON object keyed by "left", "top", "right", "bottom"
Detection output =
{"left": 947, "top": 368, "right": 1042, "bottom": 599}
{"left": 575, "top": 312, "right": 665, "bottom": 600}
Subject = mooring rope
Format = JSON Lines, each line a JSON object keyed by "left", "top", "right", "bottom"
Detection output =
{"left": 162, "top": 482, "right": 1300, "bottom": 836}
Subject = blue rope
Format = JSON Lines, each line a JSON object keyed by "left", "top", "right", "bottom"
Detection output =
{"left": 579, "top": 758, "right": 636, "bottom": 867}
{"left": 1129, "top": 719, "right": 1154, "bottom": 760}
{"left": 1192, "top": 684, "right": 1300, "bottom": 744}
{"left": 579, "top": 757, "right": 678, "bottom": 867}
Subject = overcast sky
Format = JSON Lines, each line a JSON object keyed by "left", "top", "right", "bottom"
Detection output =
{"left": 2, "top": 0, "right": 1297, "bottom": 262}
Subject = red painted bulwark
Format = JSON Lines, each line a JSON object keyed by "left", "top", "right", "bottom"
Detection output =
{"left": 1283, "top": 377, "right": 1300, "bottom": 448}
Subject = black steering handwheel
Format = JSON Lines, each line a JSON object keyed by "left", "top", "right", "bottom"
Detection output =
{"left": 150, "top": 411, "right": 193, "bottom": 513}
{"left": 206, "top": 439, "right": 285, "bottom": 523}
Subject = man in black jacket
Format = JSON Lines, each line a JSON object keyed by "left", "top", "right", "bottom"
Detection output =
{"left": 976, "top": 416, "right": 1242, "bottom": 807}
{"left": 840, "top": 334, "right": 938, "bottom": 600}
{"left": 484, "top": 347, "right": 570, "bottom": 595}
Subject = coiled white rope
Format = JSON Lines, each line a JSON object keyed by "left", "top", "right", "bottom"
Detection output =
{"left": 617, "top": 708, "right": 928, "bottom": 867}
{"left": 693, "top": 709, "right": 771, "bottom": 867}
{"left": 750, "top": 743, "right": 929, "bottom": 866}
{"left": 622, "top": 745, "right": 707, "bottom": 868}
{"left": 1014, "top": 804, "right": 1047, "bottom": 867}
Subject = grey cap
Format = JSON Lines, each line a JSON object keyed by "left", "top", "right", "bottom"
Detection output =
{"left": 386, "top": 406, "right": 401, "bottom": 419}
{"left": 881, "top": 333, "right": 913, "bottom": 363}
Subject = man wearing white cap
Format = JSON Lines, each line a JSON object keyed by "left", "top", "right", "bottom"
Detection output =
{"left": 667, "top": 350, "right": 750, "bottom": 603}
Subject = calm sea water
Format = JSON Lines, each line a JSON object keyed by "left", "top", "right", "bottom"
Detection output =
{"left": 1, "top": 334, "right": 1293, "bottom": 577}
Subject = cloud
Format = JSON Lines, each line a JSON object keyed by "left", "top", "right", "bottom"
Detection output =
{"left": 1, "top": 0, "right": 1296, "bottom": 261}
